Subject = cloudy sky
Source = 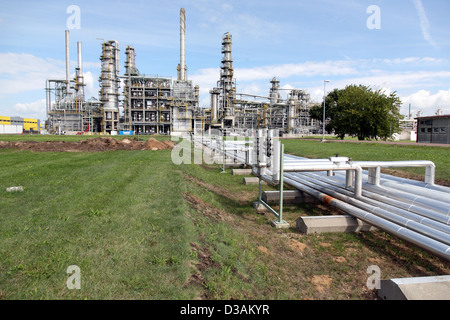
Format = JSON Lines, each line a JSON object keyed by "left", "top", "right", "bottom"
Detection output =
{"left": 1, "top": 0, "right": 449, "bottom": 121}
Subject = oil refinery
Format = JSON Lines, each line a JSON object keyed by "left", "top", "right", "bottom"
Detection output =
{"left": 44, "top": 8, "right": 320, "bottom": 136}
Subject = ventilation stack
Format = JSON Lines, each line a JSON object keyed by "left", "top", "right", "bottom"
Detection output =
{"left": 65, "top": 30, "right": 71, "bottom": 95}
{"left": 177, "top": 8, "right": 186, "bottom": 81}
{"left": 74, "top": 41, "right": 85, "bottom": 100}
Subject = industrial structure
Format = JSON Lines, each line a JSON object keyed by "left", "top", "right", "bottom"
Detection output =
{"left": 416, "top": 112, "right": 450, "bottom": 144}
{"left": 206, "top": 32, "right": 318, "bottom": 135}
{"left": 46, "top": 30, "right": 103, "bottom": 134}
{"left": 0, "top": 116, "right": 42, "bottom": 134}
{"left": 45, "top": 8, "right": 319, "bottom": 136}
{"left": 46, "top": 8, "right": 199, "bottom": 136}
{"left": 192, "top": 129, "right": 450, "bottom": 262}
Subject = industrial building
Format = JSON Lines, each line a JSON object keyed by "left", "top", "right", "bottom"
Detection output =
{"left": 205, "top": 32, "right": 318, "bottom": 135}
{"left": 46, "top": 8, "right": 199, "bottom": 136}
{"left": 46, "top": 31, "right": 103, "bottom": 134}
{"left": 45, "top": 8, "right": 319, "bottom": 136}
{"left": 0, "top": 116, "right": 42, "bottom": 134}
{"left": 416, "top": 113, "right": 450, "bottom": 144}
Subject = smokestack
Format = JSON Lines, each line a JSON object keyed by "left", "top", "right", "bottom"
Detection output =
{"left": 65, "top": 30, "right": 70, "bottom": 90}
{"left": 77, "top": 41, "right": 82, "bottom": 74}
{"left": 179, "top": 8, "right": 186, "bottom": 81}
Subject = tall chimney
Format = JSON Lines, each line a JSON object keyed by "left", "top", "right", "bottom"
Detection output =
{"left": 179, "top": 8, "right": 186, "bottom": 81}
{"left": 77, "top": 41, "right": 82, "bottom": 74}
{"left": 65, "top": 30, "right": 70, "bottom": 91}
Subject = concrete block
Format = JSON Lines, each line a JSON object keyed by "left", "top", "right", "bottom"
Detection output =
{"left": 378, "top": 276, "right": 450, "bottom": 300}
{"left": 270, "top": 220, "right": 290, "bottom": 229}
{"left": 262, "top": 190, "right": 319, "bottom": 205}
{"left": 296, "top": 215, "right": 376, "bottom": 234}
{"left": 253, "top": 201, "right": 269, "bottom": 213}
{"left": 232, "top": 169, "right": 253, "bottom": 175}
{"left": 243, "top": 177, "right": 266, "bottom": 185}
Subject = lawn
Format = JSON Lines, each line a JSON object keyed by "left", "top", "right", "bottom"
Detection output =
{"left": 0, "top": 135, "right": 448, "bottom": 300}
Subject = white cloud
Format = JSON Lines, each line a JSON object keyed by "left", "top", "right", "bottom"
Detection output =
{"left": 83, "top": 71, "right": 99, "bottom": 98}
{"left": 400, "top": 89, "right": 450, "bottom": 117}
{"left": 0, "top": 52, "right": 100, "bottom": 97}
{"left": 412, "top": 0, "right": 437, "bottom": 48}
{"left": 235, "top": 60, "right": 359, "bottom": 82}
{"left": 13, "top": 99, "right": 46, "bottom": 120}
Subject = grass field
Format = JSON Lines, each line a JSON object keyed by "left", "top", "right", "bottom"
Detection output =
{"left": 0, "top": 135, "right": 449, "bottom": 300}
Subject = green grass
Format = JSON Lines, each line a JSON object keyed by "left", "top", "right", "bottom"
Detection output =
{"left": 0, "top": 149, "right": 197, "bottom": 299}
{"left": 0, "top": 135, "right": 448, "bottom": 300}
{"left": 0, "top": 146, "right": 273, "bottom": 299}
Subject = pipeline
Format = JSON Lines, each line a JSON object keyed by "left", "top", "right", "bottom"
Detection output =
{"left": 283, "top": 175, "right": 450, "bottom": 261}
{"left": 192, "top": 131, "right": 450, "bottom": 261}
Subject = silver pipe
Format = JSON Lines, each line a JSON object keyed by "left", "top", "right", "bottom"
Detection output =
{"left": 331, "top": 170, "right": 450, "bottom": 213}
{"left": 376, "top": 179, "right": 450, "bottom": 203}
{"left": 291, "top": 172, "right": 450, "bottom": 238}
{"left": 378, "top": 172, "right": 450, "bottom": 193}
{"left": 363, "top": 183, "right": 450, "bottom": 216}
{"left": 283, "top": 176, "right": 450, "bottom": 261}
{"left": 77, "top": 41, "right": 82, "bottom": 74}
{"left": 65, "top": 30, "right": 70, "bottom": 90}
{"left": 179, "top": 8, "right": 186, "bottom": 81}
{"left": 300, "top": 171, "right": 450, "bottom": 226}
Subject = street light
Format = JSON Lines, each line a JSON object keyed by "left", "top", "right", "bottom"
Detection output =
{"left": 322, "top": 80, "right": 330, "bottom": 142}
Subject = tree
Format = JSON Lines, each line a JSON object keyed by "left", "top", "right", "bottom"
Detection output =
{"left": 309, "top": 85, "right": 403, "bottom": 140}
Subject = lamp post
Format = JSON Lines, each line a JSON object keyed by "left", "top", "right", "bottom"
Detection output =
{"left": 322, "top": 80, "right": 330, "bottom": 142}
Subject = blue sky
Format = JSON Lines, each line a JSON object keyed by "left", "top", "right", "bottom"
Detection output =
{"left": 1, "top": 0, "right": 450, "bottom": 121}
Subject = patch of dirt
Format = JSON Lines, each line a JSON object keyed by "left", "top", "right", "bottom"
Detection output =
{"left": 185, "top": 242, "right": 217, "bottom": 300}
{"left": 334, "top": 256, "right": 347, "bottom": 263}
{"left": 0, "top": 137, "right": 175, "bottom": 152}
{"left": 309, "top": 275, "right": 332, "bottom": 294}
{"left": 257, "top": 246, "right": 271, "bottom": 255}
{"left": 182, "top": 192, "right": 233, "bottom": 222}
{"left": 287, "top": 239, "right": 308, "bottom": 254}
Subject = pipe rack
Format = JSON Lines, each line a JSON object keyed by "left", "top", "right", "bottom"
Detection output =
{"left": 191, "top": 130, "right": 450, "bottom": 261}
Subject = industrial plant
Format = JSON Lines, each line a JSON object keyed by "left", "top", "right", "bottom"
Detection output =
{"left": 45, "top": 8, "right": 320, "bottom": 136}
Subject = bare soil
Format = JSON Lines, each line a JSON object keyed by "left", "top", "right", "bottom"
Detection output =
{"left": 0, "top": 137, "right": 175, "bottom": 152}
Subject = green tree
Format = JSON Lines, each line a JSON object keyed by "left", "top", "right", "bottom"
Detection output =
{"left": 309, "top": 85, "right": 403, "bottom": 140}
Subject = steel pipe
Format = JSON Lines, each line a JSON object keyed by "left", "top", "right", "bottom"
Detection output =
{"left": 283, "top": 176, "right": 450, "bottom": 261}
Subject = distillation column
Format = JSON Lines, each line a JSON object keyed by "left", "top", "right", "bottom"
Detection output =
{"left": 99, "top": 40, "right": 120, "bottom": 133}
{"left": 269, "top": 77, "right": 281, "bottom": 106}
{"left": 220, "top": 32, "right": 236, "bottom": 126}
